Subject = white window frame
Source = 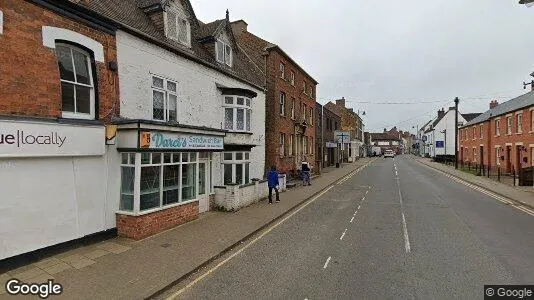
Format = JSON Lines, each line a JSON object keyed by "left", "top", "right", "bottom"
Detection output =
{"left": 302, "top": 81, "right": 306, "bottom": 94}
{"left": 164, "top": 11, "right": 191, "bottom": 47}
{"left": 472, "top": 126, "right": 476, "bottom": 140}
{"left": 119, "top": 152, "right": 201, "bottom": 215}
{"left": 56, "top": 43, "right": 95, "bottom": 120}
{"left": 151, "top": 75, "right": 178, "bottom": 122}
{"left": 479, "top": 124, "right": 483, "bottom": 139}
{"left": 223, "top": 95, "right": 252, "bottom": 132}
{"left": 291, "top": 97, "right": 295, "bottom": 119}
{"left": 216, "top": 39, "right": 233, "bottom": 67}
{"left": 507, "top": 116, "right": 512, "bottom": 135}
{"left": 302, "top": 103, "right": 306, "bottom": 121}
{"left": 517, "top": 113, "right": 523, "bottom": 133}
{"left": 222, "top": 151, "right": 251, "bottom": 185}
{"left": 279, "top": 92, "right": 286, "bottom": 116}
{"left": 496, "top": 119, "right": 500, "bottom": 136}
{"left": 289, "top": 135, "right": 293, "bottom": 156}
{"left": 280, "top": 133, "right": 285, "bottom": 157}
{"left": 280, "top": 63, "right": 285, "bottom": 79}
{"left": 290, "top": 71, "right": 295, "bottom": 86}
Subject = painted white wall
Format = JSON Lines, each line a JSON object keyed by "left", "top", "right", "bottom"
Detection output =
{"left": 116, "top": 30, "right": 266, "bottom": 185}
{"left": 0, "top": 144, "right": 119, "bottom": 260}
{"left": 431, "top": 109, "right": 467, "bottom": 156}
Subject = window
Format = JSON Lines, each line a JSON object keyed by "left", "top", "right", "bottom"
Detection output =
{"left": 303, "top": 136, "right": 308, "bottom": 154}
{"left": 281, "top": 134, "right": 286, "bottom": 156}
{"left": 479, "top": 124, "right": 483, "bottom": 139}
{"left": 290, "top": 71, "right": 295, "bottom": 86}
{"left": 308, "top": 107, "right": 313, "bottom": 125}
{"left": 120, "top": 152, "right": 202, "bottom": 213}
{"left": 302, "top": 81, "right": 306, "bottom": 94}
{"left": 472, "top": 126, "right": 476, "bottom": 140}
{"left": 507, "top": 116, "right": 512, "bottom": 135}
{"left": 517, "top": 113, "right": 523, "bottom": 133}
{"left": 496, "top": 119, "right": 500, "bottom": 136}
{"left": 335, "top": 121, "right": 338, "bottom": 130}
{"left": 302, "top": 103, "right": 306, "bottom": 121}
{"left": 289, "top": 135, "right": 293, "bottom": 155}
{"left": 531, "top": 147, "right": 534, "bottom": 167}
{"left": 531, "top": 110, "right": 534, "bottom": 132}
{"left": 309, "top": 86, "right": 313, "bottom": 98}
{"left": 223, "top": 96, "right": 252, "bottom": 132}
{"left": 165, "top": 11, "right": 190, "bottom": 46}
{"left": 216, "top": 40, "right": 232, "bottom": 67}
{"left": 291, "top": 97, "right": 295, "bottom": 119}
{"left": 280, "top": 63, "right": 285, "bottom": 79}
{"left": 151, "top": 76, "right": 177, "bottom": 122}
{"left": 279, "top": 92, "right": 286, "bottom": 116}
{"left": 222, "top": 152, "right": 251, "bottom": 185}
{"left": 56, "top": 43, "right": 95, "bottom": 119}
{"left": 496, "top": 148, "right": 501, "bottom": 166}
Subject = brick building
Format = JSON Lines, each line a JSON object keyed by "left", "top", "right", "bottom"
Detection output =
{"left": 231, "top": 20, "right": 318, "bottom": 175}
{"left": 370, "top": 127, "right": 404, "bottom": 154}
{"left": 0, "top": 0, "right": 120, "bottom": 260}
{"left": 316, "top": 103, "right": 342, "bottom": 169}
{"left": 459, "top": 91, "right": 534, "bottom": 173}
{"left": 325, "top": 97, "right": 364, "bottom": 162}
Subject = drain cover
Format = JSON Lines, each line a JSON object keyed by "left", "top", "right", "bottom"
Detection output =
{"left": 161, "top": 243, "right": 172, "bottom": 248}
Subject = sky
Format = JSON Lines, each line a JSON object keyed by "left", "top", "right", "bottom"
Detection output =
{"left": 192, "top": 0, "right": 534, "bottom": 134}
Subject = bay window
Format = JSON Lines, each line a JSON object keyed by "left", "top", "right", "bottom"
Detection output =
{"left": 222, "top": 151, "right": 251, "bottom": 185}
{"left": 223, "top": 95, "right": 252, "bottom": 132}
{"left": 56, "top": 43, "right": 95, "bottom": 119}
{"left": 120, "top": 152, "right": 204, "bottom": 214}
{"left": 152, "top": 75, "right": 177, "bottom": 122}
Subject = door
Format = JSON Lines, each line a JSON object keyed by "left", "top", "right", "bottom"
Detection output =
{"left": 506, "top": 146, "right": 512, "bottom": 173}
{"left": 198, "top": 160, "right": 209, "bottom": 213}
{"left": 480, "top": 146, "right": 484, "bottom": 167}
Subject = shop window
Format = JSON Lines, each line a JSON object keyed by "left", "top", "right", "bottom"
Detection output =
{"left": 222, "top": 151, "right": 251, "bottom": 185}
{"left": 152, "top": 75, "right": 177, "bottom": 122}
{"left": 55, "top": 43, "right": 95, "bottom": 119}
{"left": 120, "top": 152, "right": 204, "bottom": 214}
{"left": 223, "top": 95, "right": 252, "bottom": 132}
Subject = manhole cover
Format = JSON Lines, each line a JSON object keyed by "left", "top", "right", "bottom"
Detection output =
{"left": 161, "top": 243, "right": 172, "bottom": 248}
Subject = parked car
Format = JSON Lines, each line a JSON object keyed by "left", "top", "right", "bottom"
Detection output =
{"left": 384, "top": 150, "right": 395, "bottom": 158}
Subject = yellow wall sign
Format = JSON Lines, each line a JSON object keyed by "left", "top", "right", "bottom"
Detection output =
{"left": 140, "top": 132, "right": 151, "bottom": 148}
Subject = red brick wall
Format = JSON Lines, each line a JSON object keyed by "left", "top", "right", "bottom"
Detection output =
{"left": 116, "top": 202, "right": 199, "bottom": 240}
{"left": 0, "top": 0, "right": 119, "bottom": 122}
{"left": 265, "top": 51, "right": 317, "bottom": 174}
{"left": 459, "top": 107, "right": 534, "bottom": 171}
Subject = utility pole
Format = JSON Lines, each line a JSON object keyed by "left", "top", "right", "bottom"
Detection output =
{"left": 454, "top": 97, "right": 459, "bottom": 169}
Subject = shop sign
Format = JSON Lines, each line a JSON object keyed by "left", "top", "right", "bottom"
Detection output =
{"left": 140, "top": 131, "right": 224, "bottom": 150}
{"left": 326, "top": 142, "right": 337, "bottom": 148}
{"left": 334, "top": 131, "right": 350, "bottom": 144}
{"left": 0, "top": 120, "right": 105, "bottom": 157}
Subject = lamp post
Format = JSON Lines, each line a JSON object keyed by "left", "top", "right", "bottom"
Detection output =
{"left": 454, "top": 97, "right": 459, "bottom": 169}
{"left": 441, "top": 129, "right": 447, "bottom": 155}
{"left": 519, "top": 0, "right": 534, "bottom": 7}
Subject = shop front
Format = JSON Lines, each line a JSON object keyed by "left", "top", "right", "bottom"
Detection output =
{"left": 115, "top": 121, "right": 225, "bottom": 240}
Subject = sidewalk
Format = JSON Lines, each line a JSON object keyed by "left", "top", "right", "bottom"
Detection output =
{"left": 416, "top": 157, "right": 534, "bottom": 209}
{"left": 0, "top": 158, "right": 373, "bottom": 300}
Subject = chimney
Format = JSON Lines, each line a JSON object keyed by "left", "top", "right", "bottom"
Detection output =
{"left": 348, "top": 108, "right": 354, "bottom": 113}
{"left": 384, "top": 128, "right": 387, "bottom": 133}
{"left": 230, "top": 20, "right": 248, "bottom": 36}
{"left": 489, "top": 100, "right": 499, "bottom": 109}
{"left": 336, "top": 97, "right": 346, "bottom": 108}
{"left": 437, "top": 108, "right": 445, "bottom": 118}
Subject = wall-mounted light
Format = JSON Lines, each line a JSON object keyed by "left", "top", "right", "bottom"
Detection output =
{"left": 108, "top": 61, "right": 118, "bottom": 72}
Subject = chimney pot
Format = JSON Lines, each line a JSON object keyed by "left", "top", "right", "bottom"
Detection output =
{"left": 490, "top": 100, "right": 499, "bottom": 109}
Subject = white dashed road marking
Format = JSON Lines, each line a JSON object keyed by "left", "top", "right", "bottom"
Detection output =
{"left": 323, "top": 256, "right": 331, "bottom": 269}
{"left": 340, "top": 229, "right": 348, "bottom": 240}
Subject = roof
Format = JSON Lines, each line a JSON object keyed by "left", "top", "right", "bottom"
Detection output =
{"left": 463, "top": 91, "right": 534, "bottom": 127}
{"left": 80, "top": 0, "right": 265, "bottom": 90}
{"left": 370, "top": 132, "right": 401, "bottom": 141}
{"left": 461, "top": 113, "right": 482, "bottom": 122}
{"left": 234, "top": 29, "right": 318, "bottom": 85}
{"left": 420, "top": 119, "right": 433, "bottom": 131}
{"left": 197, "top": 19, "right": 224, "bottom": 40}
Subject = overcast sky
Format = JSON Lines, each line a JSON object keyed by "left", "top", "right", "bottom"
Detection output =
{"left": 193, "top": 0, "right": 534, "bottom": 133}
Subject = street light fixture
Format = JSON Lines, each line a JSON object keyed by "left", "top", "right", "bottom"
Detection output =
{"left": 519, "top": 0, "right": 534, "bottom": 7}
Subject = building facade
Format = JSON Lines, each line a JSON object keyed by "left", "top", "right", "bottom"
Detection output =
{"left": 0, "top": 0, "right": 120, "bottom": 260}
{"left": 84, "top": 0, "right": 266, "bottom": 239}
{"left": 324, "top": 97, "right": 364, "bottom": 162}
{"left": 370, "top": 128, "right": 403, "bottom": 154}
{"left": 232, "top": 21, "right": 318, "bottom": 175}
{"left": 316, "top": 103, "right": 341, "bottom": 168}
{"left": 459, "top": 93, "right": 534, "bottom": 173}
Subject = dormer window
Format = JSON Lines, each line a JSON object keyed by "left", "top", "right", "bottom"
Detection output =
{"left": 216, "top": 40, "right": 232, "bottom": 67}
{"left": 165, "top": 10, "right": 191, "bottom": 47}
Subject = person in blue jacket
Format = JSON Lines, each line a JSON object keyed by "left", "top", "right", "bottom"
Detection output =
{"left": 267, "top": 166, "right": 280, "bottom": 204}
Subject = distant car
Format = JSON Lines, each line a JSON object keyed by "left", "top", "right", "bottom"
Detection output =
{"left": 384, "top": 150, "right": 395, "bottom": 158}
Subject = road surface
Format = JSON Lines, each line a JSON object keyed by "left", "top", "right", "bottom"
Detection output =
{"left": 163, "top": 155, "right": 534, "bottom": 299}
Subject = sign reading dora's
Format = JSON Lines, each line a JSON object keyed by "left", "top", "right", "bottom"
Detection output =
{"left": 0, "top": 120, "right": 105, "bottom": 157}
{"left": 140, "top": 131, "right": 224, "bottom": 150}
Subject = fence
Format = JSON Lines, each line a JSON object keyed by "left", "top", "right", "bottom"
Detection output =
{"left": 452, "top": 160, "right": 534, "bottom": 187}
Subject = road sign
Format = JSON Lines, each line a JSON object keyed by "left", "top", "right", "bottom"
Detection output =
{"left": 436, "top": 141, "right": 444, "bottom": 148}
{"left": 334, "top": 131, "right": 350, "bottom": 144}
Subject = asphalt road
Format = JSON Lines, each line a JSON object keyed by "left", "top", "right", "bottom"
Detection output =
{"left": 169, "top": 155, "right": 534, "bottom": 300}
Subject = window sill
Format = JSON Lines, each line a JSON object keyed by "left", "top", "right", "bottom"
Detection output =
{"left": 516, "top": 132, "right": 523, "bottom": 135}
{"left": 117, "top": 199, "right": 199, "bottom": 217}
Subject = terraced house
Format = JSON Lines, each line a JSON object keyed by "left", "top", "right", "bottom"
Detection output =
{"left": 459, "top": 90, "right": 534, "bottom": 174}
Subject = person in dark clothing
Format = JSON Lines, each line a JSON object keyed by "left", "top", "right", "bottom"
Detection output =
{"left": 301, "top": 159, "right": 311, "bottom": 186}
{"left": 267, "top": 166, "right": 280, "bottom": 204}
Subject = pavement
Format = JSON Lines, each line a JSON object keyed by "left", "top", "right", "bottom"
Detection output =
{"left": 0, "top": 158, "right": 372, "bottom": 300}
{"left": 415, "top": 157, "right": 534, "bottom": 209}
{"left": 164, "top": 155, "right": 534, "bottom": 299}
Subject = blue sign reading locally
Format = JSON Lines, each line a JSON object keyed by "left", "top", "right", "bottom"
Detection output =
{"left": 436, "top": 141, "right": 444, "bottom": 148}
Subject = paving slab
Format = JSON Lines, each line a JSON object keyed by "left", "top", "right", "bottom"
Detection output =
{"left": 83, "top": 249, "right": 110, "bottom": 260}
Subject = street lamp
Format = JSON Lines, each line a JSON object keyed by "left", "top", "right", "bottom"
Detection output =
{"left": 519, "top": 0, "right": 534, "bottom": 7}
{"left": 454, "top": 97, "right": 459, "bottom": 169}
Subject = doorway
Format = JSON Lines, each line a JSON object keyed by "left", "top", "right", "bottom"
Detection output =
{"left": 198, "top": 159, "right": 210, "bottom": 213}
{"left": 506, "top": 146, "right": 512, "bottom": 173}
{"left": 479, "top": 146, "right": 484, "bottom": 167}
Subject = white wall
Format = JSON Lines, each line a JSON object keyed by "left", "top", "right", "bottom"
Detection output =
{"left": 0, "top": 145, "right": 120, "bottom": 260}
{"left": 116, "top": 31, "right": 266, "bottom": 184}
{"left": 432, "top": 109, "right": 467, "bottom": 156}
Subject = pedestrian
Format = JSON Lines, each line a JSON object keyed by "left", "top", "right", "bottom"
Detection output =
{"left": 301, "top": 159, "right": 312, "bottom": 186}
{"left": 267, "top": 166, "right": 280, "bottom": 204}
